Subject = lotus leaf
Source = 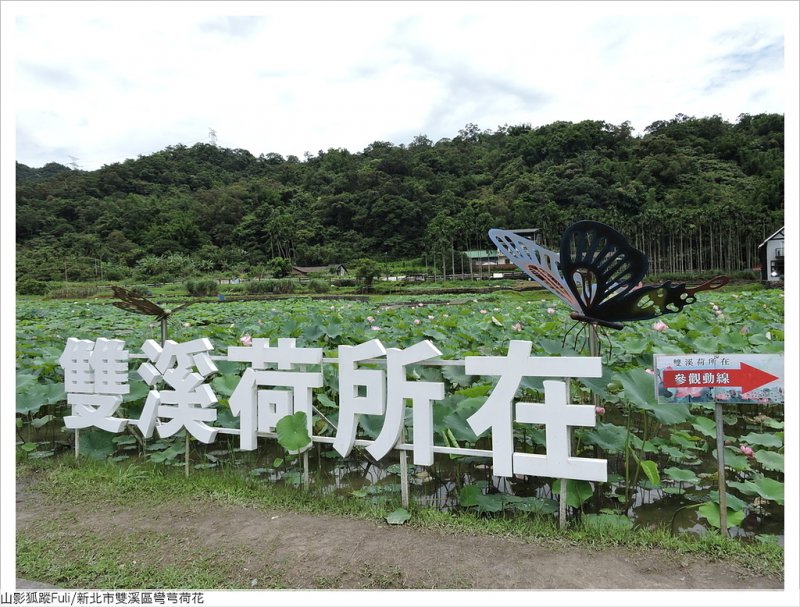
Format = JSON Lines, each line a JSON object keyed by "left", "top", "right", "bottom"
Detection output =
{"left": 583, "top": 422, "right": 628, "bottom": 453}
{"left": 639, "top": 460, "right": 660, "bottom": 486}
{"left": 697, "top": 502, "right": 746, "bottom": 529}
{"left": 754, "top": 450, "right": 783, "bottom": 472}
{"left": 740, "top": 432, "right": 782, "bottom": 448}
{"left": 458, "top": 484, "right": 481, "bottom": 508}
{"left": 663, "top": 467, "right": 700, "bottom": 484}
{"left": 689, "top": 416, "right": 717, "bottom": 438}
{"left": 275, "top": 411, "right": 312, "bottom": 453}
{"left": 551, "top": 479, "right": 593, "bottom": 508}
{"left": 385, "top": 508, "right": 412, "bottom": 525}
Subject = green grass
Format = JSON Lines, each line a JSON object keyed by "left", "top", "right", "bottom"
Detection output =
{"left": 17, "top": 534, "right": 229, "bottom": 589}
{"left": 17, "top": 456, "right": 784, "bottom": 588}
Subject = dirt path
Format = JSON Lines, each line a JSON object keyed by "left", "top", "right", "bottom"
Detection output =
{"left": 16, "top": 484, "right": 781, "bottom": 590}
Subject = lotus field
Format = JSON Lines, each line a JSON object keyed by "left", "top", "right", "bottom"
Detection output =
{"left": 16, "top": 287, "right": 785, "bottom": 539}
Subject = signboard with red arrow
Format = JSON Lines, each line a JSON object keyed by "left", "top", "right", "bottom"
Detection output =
{"left": 653, "top": 354, "right": 783, "bottom": 404}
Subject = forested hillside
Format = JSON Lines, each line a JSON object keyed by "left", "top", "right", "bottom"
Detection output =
{"left": 16, "top": 113, "right": 783, "bottom": 286}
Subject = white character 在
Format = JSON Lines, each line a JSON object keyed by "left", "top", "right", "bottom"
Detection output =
{"left": 136, "top": 338, "right": 219, "bottom": 443}
{"left": 367, "top": 340, "right": 445, "bottom": 465}
{"left": 228, "top": 338, "right": 323, "bottom": 451}
{"left": 464, "top": 340, "right": 606, "bottom": 481}
{"left": 59, "top": 337, "right": 130, "bottom": 432}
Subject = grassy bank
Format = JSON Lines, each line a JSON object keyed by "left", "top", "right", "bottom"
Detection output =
{"left": 16, "top": 457, "right": 784, "bottom": 589}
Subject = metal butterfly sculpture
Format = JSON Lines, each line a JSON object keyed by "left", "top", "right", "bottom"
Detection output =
{"left": 489, "top": 220, "right": 729, "bottom": 331}
{"left": 111, "top": 286, "right": 193, "bottom": 343}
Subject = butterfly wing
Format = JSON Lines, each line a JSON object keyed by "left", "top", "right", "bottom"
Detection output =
{"left": 169, "top": 301, "right": 193, "bottom": 315}
{"left": 560, "top": 221, "right": 729, "bottom": 323}
{"left": 111, "top": 286, "right": 167, "bottom": 318}
{"left": 594, "top": 275, "right": 729, "bottom": 322}
{"left": 560, "top": 220, "right": 648, "bottom": 318}
{"left": 488, "top": 228, "right": 581, "bottom": 311}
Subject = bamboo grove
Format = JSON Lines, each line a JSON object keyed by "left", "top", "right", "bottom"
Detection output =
{"left": 16, "top": 113, "right": 783, "bottom": 287}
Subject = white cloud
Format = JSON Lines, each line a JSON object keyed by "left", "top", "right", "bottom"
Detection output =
{"left": 3, "top": 1, "right": 794, "bottom": 170}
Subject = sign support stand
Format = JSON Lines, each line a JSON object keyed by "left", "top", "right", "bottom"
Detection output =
{"left": 558, "top": 472, "right": 567, "bottom": 528}
{"left": 303, "top": 451, "right": 310, "bottom": 490}
{"left": 559, "top": 324, "right": 601, "bottom": 529}
{"left": 75, "top": 428, "right": 80, "bottom": 459}
{"left": 185, "top": 433, "right": 190, "bottom": 478}
{"left": 400, "top": 434, "right": 410, "bottom": 509}
{"left": 715, "top": 402, "right": 728, "bottom": 536}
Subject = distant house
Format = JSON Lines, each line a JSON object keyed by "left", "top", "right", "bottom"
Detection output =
{"left": 758, "top": 227, "right": 784, "bottom": 282}
{"left": 466, "top": 228, "right": 540, "bottom": 272}
{"left": 291, "top": 264, "right": 348, "bottom": 277}
{"left": 464, "top": 249, "right": 508, "bottom": 268}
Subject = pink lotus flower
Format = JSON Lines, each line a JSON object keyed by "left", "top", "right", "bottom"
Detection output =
{"left": 645, "top": 368, "right": 655, "bottom": 375}
{"left": 370, "top": 326, "right": 381, "bottom": 331}
{"left": 675, "top": 387, "right": 706, "bottom": 398}
{"left": 480, "top": 309, "right": 488, "bottom": 314}
{"left": 512, "top": 322, "right": 523, "bottom": 332}
{"left": 546, "top": 307, "right": 556, "bottom": 314}
{"left": 595, "top": 406, "right": 605, "bottom": 415}
{"left": 414, "top": 319, "right": 421, "bottom": 325}
{"left": 427, "top": 315, "right": 435, "bottom": 320}
{"left": 366, "top": 316, "right": 375, "bottom": 323}
{"left": 739, "top": 445, "right": 754, "bottom": 458}
{"left": 652, "top": 320, "right": 669, "bottom": 332}
{"left": 240, "top": 334, "right": 252, "bottom": 346}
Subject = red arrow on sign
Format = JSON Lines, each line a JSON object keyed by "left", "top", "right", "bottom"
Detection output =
{"left": 661, "top": 363, "right": 779, "bottom": 393}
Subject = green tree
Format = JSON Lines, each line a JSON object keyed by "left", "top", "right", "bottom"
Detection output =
{"left": 269, "top": 256, "right": 293, "bottom": 278}
{"left": 352, "top": 257, "right": 382, "bottom": 289}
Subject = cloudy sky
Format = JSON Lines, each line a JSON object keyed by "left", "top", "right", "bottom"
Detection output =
{"left": 2, "top": 2, "right": 799, "bottom": 596}
{"left": 4, "top": 1, "right": 797, "bottom": 171}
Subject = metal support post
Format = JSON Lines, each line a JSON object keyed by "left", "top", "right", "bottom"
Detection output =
{"left": 400, "top": 446, "right": 410, "bottom": 509}
{"left": 715, "top": 403, "right": 728, "bottom": 536}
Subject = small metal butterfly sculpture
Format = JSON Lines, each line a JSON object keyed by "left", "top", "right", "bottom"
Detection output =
{"left": 111, "top": 286, "right": 193, "bottom": 344}
{"left": 111, "top": 286, "right": 192, "bottom": 320}
{"left": 489, "top": 221, "right": 729, "bottom": 353}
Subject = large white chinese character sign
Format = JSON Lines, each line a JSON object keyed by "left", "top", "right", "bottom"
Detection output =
{"left": 136, "top": 338, "right": 219, "bottom": 442}
{"left": 59, "top": 336, "right": 607, "bottom": 483}
{"left": 228, "top": 338, "right": 323, "bottom": 452}
{"left": 60, "top": 337, "right": 130, "bottom": 432}
{"left": 466, "top": 340, "right": 605, "bottom": 481}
